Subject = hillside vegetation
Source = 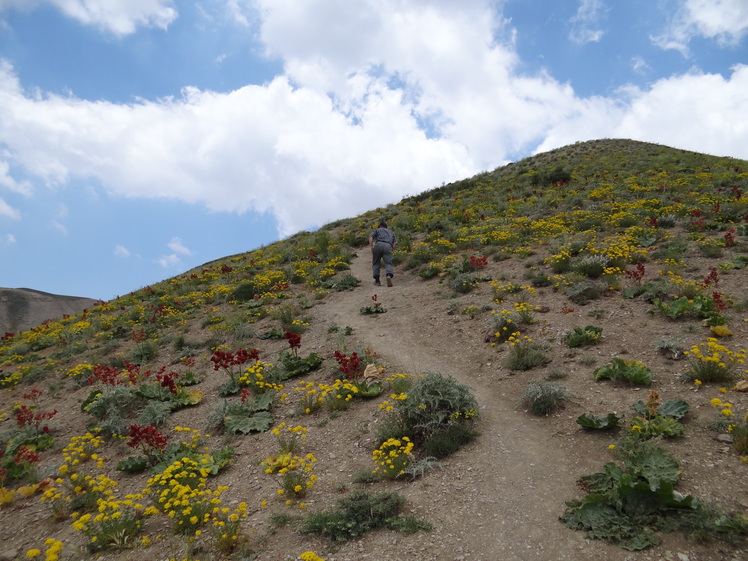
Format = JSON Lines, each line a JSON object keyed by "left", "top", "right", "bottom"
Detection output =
{"left": 1, "top": 139, "right": 747, "bottom": 561}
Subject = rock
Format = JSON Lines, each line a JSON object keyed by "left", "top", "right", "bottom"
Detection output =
{"left": 716, "top": 434, "right": 733, "bottom": 444}
{"left": 734, "top": 380, "right": 748, "bottom": 392}
{"left": 0, "top": 549, "right": 17, "bottom": 561}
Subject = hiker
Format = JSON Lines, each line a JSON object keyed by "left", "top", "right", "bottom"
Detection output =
{"left": 368, "top": 220, "right": 397, "bottom": 286}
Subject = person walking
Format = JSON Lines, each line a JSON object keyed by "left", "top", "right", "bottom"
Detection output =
{"left": 369, "top": 220, "right": 397, "bottom": 286}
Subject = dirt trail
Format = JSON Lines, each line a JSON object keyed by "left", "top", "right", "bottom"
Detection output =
{"left": 308, "top": 253, "right": 643, "bottom": 561}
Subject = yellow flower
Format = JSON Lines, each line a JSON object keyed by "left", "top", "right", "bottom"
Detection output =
{"left": 608, "top": 444, "right": 616, "bottom": 450}
{"left": 26, "top": 550, "right": 41, "bottom": 559}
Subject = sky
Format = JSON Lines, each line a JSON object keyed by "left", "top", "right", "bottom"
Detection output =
{"left": 0, "top": 0, "right": 747, "bottom": 301}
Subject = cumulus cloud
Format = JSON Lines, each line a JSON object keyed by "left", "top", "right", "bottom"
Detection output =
{"left": 114, "top": 244, "right": 130, "bottom": 258}
{"left": 0, "top": 160, "right": 32, "bottom": 196}
{"left": 653, "top": 0, "right": 748, "bottom": 55}
{"left": 156, "top": 237, "right": 191, "bottom": 268}
{"left": 156, "top": 253, "right": 181, "bottom": 268}
{"left": 0, "top": 0, "right": 177, "bottom": 35}
{"left": 167, "top": 237, "right": 191, "bottom": 256}
{"left": 0, "top": 197, "right": 20, "bottom": 220}
{"left": 569, "top": 0, "right": 607, "bottom": 45}
{"left": 0, "top": 1, "right": 747, "bottom": 242}
{"left": 536, "top": 64, "right": 748, "bottom": 157}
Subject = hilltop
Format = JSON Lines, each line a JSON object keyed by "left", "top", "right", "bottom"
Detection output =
{"left": 0, "top": 139, "right": 747, "bottom": 561}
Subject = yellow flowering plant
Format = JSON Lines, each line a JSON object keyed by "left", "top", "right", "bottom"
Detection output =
{"left": 372, "top": 437, "right": 414, "bottom": 479}
{"left": 683, "top": 338, "right": 746, "bottom": 384}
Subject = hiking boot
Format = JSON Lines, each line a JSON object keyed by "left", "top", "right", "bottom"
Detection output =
{"left": 374, "top": 279, "right": 381, "bottom": 286}
{"left": 386, "top": 277, "right": 393, "bottom": 287}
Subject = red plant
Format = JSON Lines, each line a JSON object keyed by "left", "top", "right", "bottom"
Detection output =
{"left": 625, "top": 262, "right": 645, "bottom": 285}
{"left": 14, "top": 402, "right": 57, "bottom": 434}
{"left": 1, "top": 332, "right": 14, "bottom": 341}
{"left": 91, "top": 364, "right": 123, "bottom": 385}
{"left": 127, "top": 424, "right": 168, "bottom": 462}
{"left": 712, "top": 291, "right": 727, "bottom": 312}
{"left": 703, "top": 267, "right": 720, "bottom": 288}
{"left": 155, "top": 368, "right": 179, "bottom": 394}
{"left": 644, "top": 216, "right": 658, "bottom": 228}
{"left": 333, "top": 350, "right": 363, "bottom": 379}
{"left": 240, "top": 388, "right": 253, "bottom": 403}
{"left": 689, "top": 217, "right": 705, "bottom": 231}
{"left": 13, "top": 445, "right": 41, "bottom": 466}
{"left": 724, "top": 228, "right": 736, "bottom": 248}
{"left": 211, "top": 348, "right": 260, "bottom": 383}
{"left": 469, "top": 255, "right": 488, "bottom": 269}
{"left": 285, "top": 331, "right": 301, "bottom": 355}
{"left": 210, "top": 348, "right": 260, "bottom": 370}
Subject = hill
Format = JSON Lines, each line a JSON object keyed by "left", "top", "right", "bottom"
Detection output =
{"left": 0, "top": 139, "right": 747, "bottom": 561}
{"left": 0, "top": 288, "right": 97, "bottom": 336}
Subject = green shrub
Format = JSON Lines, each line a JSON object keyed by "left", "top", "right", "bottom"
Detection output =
{"left": 384, "top": 372, "right": 479, "bottom": 456}
{"left": 594, "top": 358, "right": 653, "bottom": 387}
{"left": 447, "top": 273, "right": 477, "bottom": 294}
{"left": 519, "top": 380, "right": 571, "bottom": 415}
{"left": 232, "top": 282, "right": 259, "bottom": 301}
{"left": 300, "top": 490, "right": 431, "bottom": 541}
{"left": 506, "top": 338, "right": 551, "bottom": 371}
{"left": 423, "top": 423, "right": 478, "bottom": 458}
{"left": 566, "top": 280, "right": 604, "bottom": 305}
{"left": 572, "top": 254, "right": 609, "bottom": 278}
{"left": 563, "top": 325, "right": 602, "bottom": 347}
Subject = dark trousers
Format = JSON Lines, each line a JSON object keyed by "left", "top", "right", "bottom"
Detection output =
{"left": 372, "top": 241, "right": 393, "bottom": 279}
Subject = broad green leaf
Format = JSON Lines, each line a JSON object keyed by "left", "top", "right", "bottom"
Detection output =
{"left": 576, "top": 412, "right": 620, "bottom": 430}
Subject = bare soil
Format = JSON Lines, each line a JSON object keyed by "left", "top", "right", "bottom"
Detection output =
{"left": 1, "top": 245, "right": 747, "bottom": 561}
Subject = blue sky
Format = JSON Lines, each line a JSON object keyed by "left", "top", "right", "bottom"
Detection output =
{"left": 0, "top": 0, "right": 747, "bottom": 301}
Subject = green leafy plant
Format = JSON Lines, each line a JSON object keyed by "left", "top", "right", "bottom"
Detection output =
{"left": 360, "top": 294, "right": 387, "bottom": 314}
{"left": 576, "top": 412, "right": 621, "bottom": 430}
{"left": 652, "top": 294, "right": 725, "bottom": 325}
{"left": 594, "top": 358, "right": 653, "bottom": 387}
{"left": 563, "top": 325, "right": 602, "bottom": 348}
{"left": 208, "top": 390, "right": 274, "bottom": 435}
{"left": 561, "top": 438, "right": 697, "bottom": 550}
{"left": 627, "top": 390, "right": 688, "bottom": 440}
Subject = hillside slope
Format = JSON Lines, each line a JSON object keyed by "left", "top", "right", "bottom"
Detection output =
{"left": 0, "top": 288, "right": 97, "bottom": 335}
{"left": 0, "top": 139, "right": 747, "bottom": 561}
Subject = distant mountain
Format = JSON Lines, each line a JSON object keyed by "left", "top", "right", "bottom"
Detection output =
{"left": 0, "top": 287, "right": 97, "bottom": 335}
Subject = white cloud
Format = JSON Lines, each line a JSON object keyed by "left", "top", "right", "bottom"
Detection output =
{"left": 156, "top": 253, "right": 181, "bottom": 268}
{"left": 114, "top": 244, "right": 130, "bottom": 258}
{"left": 653, "top": 0, "right": 748, "bottom": 55}
{"left": 0, "top": 0, "right": 177, "bottom": 35}
{"left": 0, "top": 197, "right": 20, "bottom": 220}
{"left": 0, "top": 1, "right": 747, "bottom": 242}
{"left": 5, "top": 233, "right": 15, "bottom": 244}
{"left": 0, "top": 160, "right": 32, "bottom": 196}
{"left": 536, "top": 64, "right": 748, "bottom": 157}
{"left": 167, "top": 237, "right": 191, "bottom": 256}
{"left": 631, "top": 56, "right": 651, "bottom": 75}
{"left": 569, "top": 0, "right": 607, "bottom": 45}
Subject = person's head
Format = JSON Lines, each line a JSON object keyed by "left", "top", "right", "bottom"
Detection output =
{"left": 378, "top": 220, "right": 387, "bottom": 228}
